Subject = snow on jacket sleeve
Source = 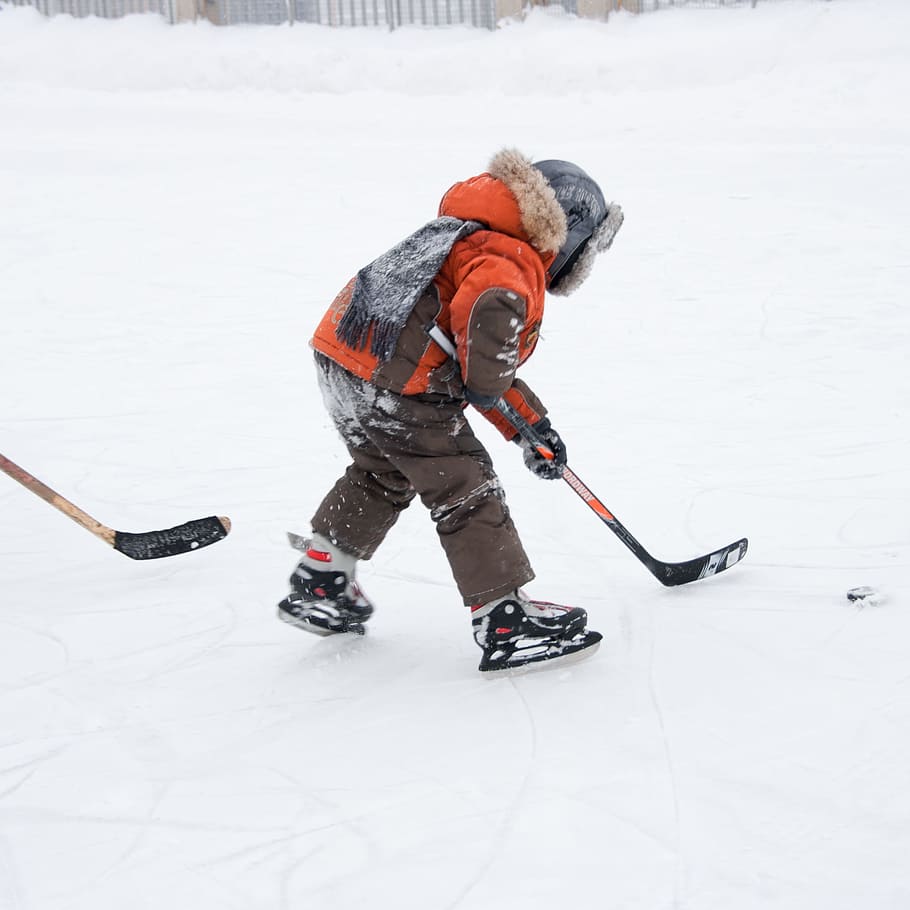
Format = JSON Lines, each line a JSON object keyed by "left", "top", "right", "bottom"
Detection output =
{"left": 448, "top": 251, "right": 529, "bottom": 397}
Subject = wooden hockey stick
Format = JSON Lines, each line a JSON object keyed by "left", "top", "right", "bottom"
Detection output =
{"left": 0, "top": 452, "right": 231, "bottom": 560}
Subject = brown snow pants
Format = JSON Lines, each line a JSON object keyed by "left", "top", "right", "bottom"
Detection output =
{"left": 310, "top": 353, "right": 534, "bottom": 605}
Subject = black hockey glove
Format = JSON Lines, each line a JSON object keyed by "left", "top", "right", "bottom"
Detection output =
{"left": 517, "top": 419, "right": 567, "bottom": 481}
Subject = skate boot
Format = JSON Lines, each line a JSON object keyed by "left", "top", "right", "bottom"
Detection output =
{"left": 277, "top": 534, "right": 374, "bottom": 636}
{"left": 472, "top": 589, "right": 601, "bottom": 673}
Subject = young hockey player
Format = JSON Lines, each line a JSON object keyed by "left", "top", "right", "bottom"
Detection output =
{"left": 278, "top": 148, "right": 623, "bottom": 672}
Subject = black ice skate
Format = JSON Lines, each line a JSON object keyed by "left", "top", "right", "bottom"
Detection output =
{"left": 277, "top": 536, "right": 374, "bottom": 636}
{"left": 472, "top": 591, "right": 601, "bottom": 673}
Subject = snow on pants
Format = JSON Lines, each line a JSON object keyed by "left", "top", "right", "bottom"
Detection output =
{"left": 310, "top": 353, "right": 534, "bottom": 606}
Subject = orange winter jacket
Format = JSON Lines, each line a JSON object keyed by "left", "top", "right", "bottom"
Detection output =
{"left": 312, "top": 150, "right": 569, "bottom": 439}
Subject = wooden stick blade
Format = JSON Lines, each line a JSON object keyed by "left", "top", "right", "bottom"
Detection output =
{"left": 113, "top": 516, "right": 231, "bottom": 560}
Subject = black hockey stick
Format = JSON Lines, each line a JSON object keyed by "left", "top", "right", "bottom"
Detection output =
{"left": 1, "top": 452, "right": 231, "bottom": 560}
{"left": 426, "top": 324, "right": 747, "bottom": 586}
{"left": 494, "top": 398, "right": 748, "bottom": 586}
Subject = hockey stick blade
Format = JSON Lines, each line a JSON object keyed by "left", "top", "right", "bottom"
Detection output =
{"left": 113, "top": 516, "right": 232, "bottom": 560}
{"left": 649, "top": 537, "right": 749, "bottom": 587}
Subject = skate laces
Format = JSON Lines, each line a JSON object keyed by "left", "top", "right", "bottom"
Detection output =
{"left": 522, "top": 597, "right": 572, "bottom": 619}
{"left": 477, "top": 589, "right": 570, "bottom": 620}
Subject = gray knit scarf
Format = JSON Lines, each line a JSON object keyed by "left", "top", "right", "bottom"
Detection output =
{"left": 335, "top": 216, "right": 484, "bottom": 362}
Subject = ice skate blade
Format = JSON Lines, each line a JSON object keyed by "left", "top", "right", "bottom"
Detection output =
{"left": 479, "top": 636, "right": 602, "bottom": 676}
{"left": 276, "top": 605, "right": 365, "bottom": 636}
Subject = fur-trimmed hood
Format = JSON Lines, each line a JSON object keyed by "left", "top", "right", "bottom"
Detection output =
{"left": 439, "top": 148, "right": 622, "bottom": 297}
{"left": 439, "top": 149, "right": 568, "bottom": 257}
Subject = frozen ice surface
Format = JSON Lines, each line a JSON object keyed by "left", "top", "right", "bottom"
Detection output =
{"left": 1, "top": 2, "right": 909, "bottom": 908}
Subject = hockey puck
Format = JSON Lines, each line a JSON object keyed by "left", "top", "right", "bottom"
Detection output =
{"left": 846, "top": 586, "right": 884, "bottom": 607}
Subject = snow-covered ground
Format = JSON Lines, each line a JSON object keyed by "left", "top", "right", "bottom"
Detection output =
{"left": 1, "top": 1, "right": 909, "bottom": 907}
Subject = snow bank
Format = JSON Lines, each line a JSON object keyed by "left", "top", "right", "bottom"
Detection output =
{"left": 2, "top": 0, "right": 908, "bottom": 96}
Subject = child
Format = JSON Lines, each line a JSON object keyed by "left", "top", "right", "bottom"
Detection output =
{"left": 278, "top": 148, "right": 622, "bottom": 672}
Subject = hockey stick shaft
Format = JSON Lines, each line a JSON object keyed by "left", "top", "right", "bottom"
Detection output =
{"left": 0, "top": 452, "right": 231, "bottom": 560}
{"left": 493, "top": 399, "right": 658, "bottom": 553}
{"left": 0, "top": 452, "right": 115, "bottom": 544}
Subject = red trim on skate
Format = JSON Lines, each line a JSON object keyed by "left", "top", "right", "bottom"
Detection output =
{"left": 306, "top": 548, "right": 332, "bottom": 563}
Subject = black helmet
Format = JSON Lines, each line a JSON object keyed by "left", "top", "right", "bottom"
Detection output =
{"left": 533, "top": 159, "right": 608, "bottom": 291}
